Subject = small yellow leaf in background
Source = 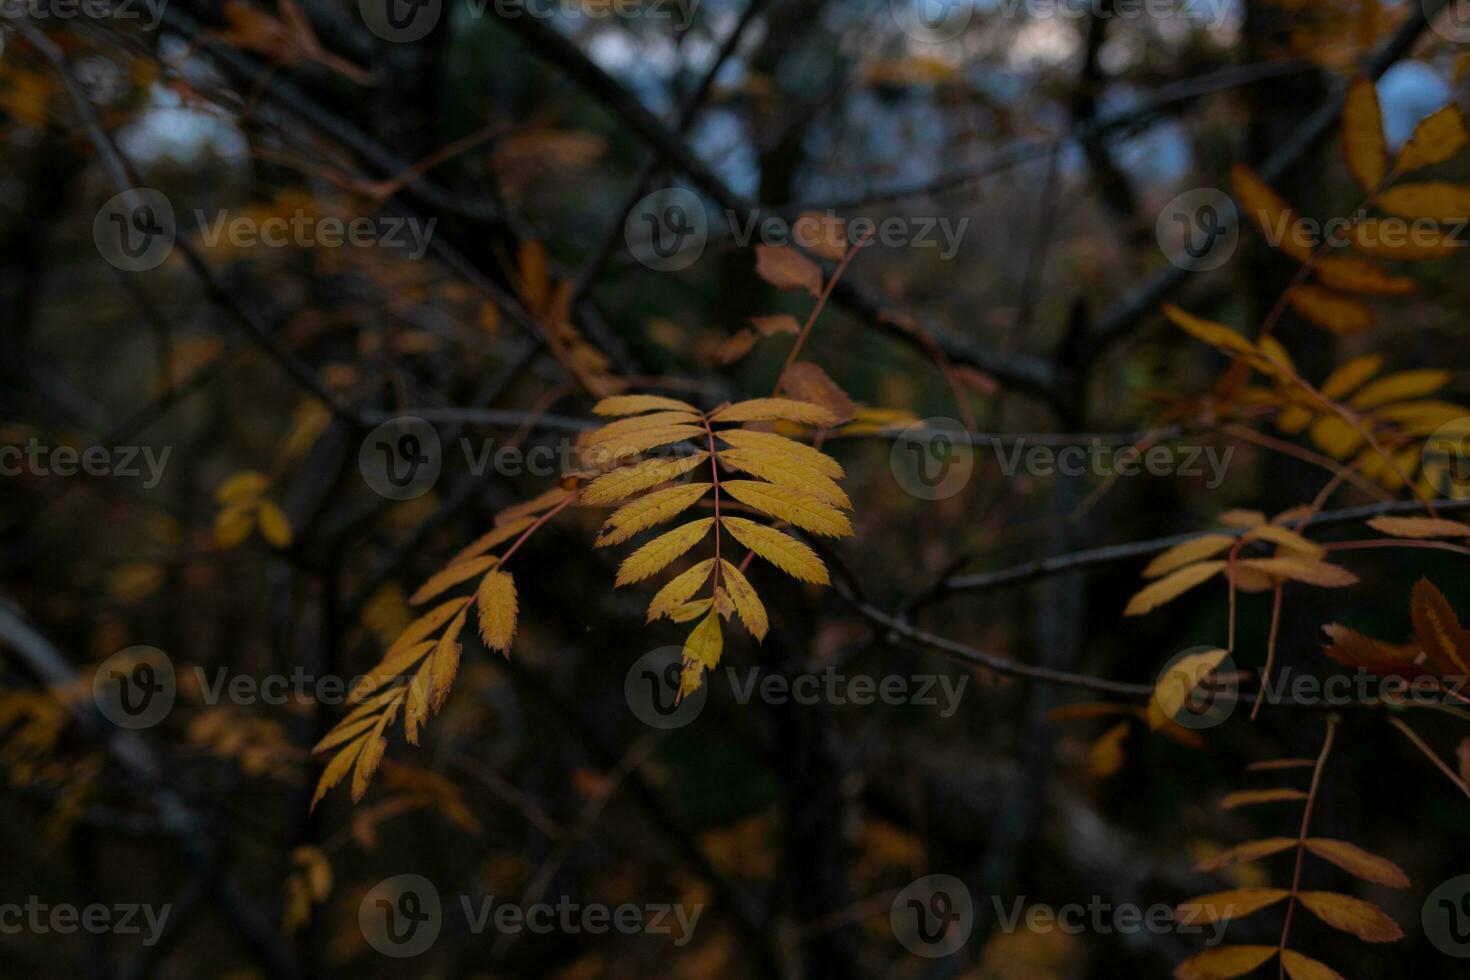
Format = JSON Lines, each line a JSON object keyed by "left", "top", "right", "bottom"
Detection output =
{"left": 1151, "top": 648, "right": 1230, "bottom": 726}
{"left": 779, "top": 362, "right": 855, "bottom": 425}
{"left": 1174, "top": 888, "right": 1289, "bottom": 925}
{"left": 1088, "top": 721, "right": 1129, "bottom": 778}
{"left": 215, "top": 504, "right": 255, "bottom": 549}
{"left": 1219, "top": 788, "right": 1307, "bottom": 809}
{"left": 1375, "top": 181, "right": 1470, "bottom": 221}
{"left": 791, "top": 210, "right": 847, "bottom": 260}
{"left": 1302, "top": 838, "right": 1410, "bottom": 888}
{"left": 1280, "top": 949, "right": 1345, "bottom": 980}
{"left": 1173, "top": 944, "right": 1277, "bottom": 980}
{"left": 1394, "top": 104, "right": 1469, "bottom": 173}
{"left": 476, "top": 571, "right": 518, "bottom": 654}
{"left": 216, "top": 470, "right": 270, "bottom": 503}
{"left": 1319, "top": 354, "right": 1383, "bottom": 399}
{"left": 1366, "top": 515, "right": 1470, "bottom": 538}
{"left": 1350, "top": 219, "right": 1461, "bottom": 258}
{"left": 1349, "top": 369, "right": 1450, "bottom": 409}
{"left": 256, "top": 500, "right": 293, "bottom": 549}
{"left": 410, "top": 555, "right": 498, "bottom": 606}
{"left": 1144, "top": 534, "right": 1236, "bottom": 578}
{"left": 749, "top": 314, "right": 801, "bottom": 336}
{"left": 1295, "top": 891, "right": 1403, "bottom": 942}
{"left": 1343, "top": 76, "right": 1387, "bottom": 192}
{"left": 754, "top": 243, "right": 822, "bottom": 297}
{"left": 1125, "top": 561, "right": 1224, "bottom": 616}
{"left": 715, "top": 329, "right": 759, "bottom": 364}
{"left": 1287, "top": 284, "right": 1374, "bottom": 334}
{"left": 1313, "top": 255, "right": 1414, "bottom": 294}
{"left": 1233, "top": 164, "right": 1313, "bottom": 263}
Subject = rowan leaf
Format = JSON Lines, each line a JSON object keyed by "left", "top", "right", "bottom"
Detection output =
{"left": 351, "top": 731, "right": 388, "bottom": 803}
{"left": 1296, "top": 892, "right": 1403, "bottom": 942}
{"left": 1302, "top": 838, "right": 1410, "bottom": 888}
{"left": 597, "top": 483, "right": 713, "bottom": 546}
{"left": 1241, "top": 525, "right": 1325, "bottom": 558}
{"left": 1174, "top": 888, "right": 1290, "bottom": 925}
{"left": 214, "top": 504, "right": 254, "bottom": 549}
{"left": 754, "top": 243, "right": 822, "bottom": 297}
{"left": 1218, "top": 509, "right": 1266, "bottom": 528}
{"left": 593, "top": 394, "right": 698, "bottom": 416}
{"left": 1173, "top": 945, "right": 1277, "bottom": 980}
{"left": 582, "top": 424, "right": 707, "bottom": 466}
{"left": 216, "top": 470, "right": 270, "bottom": 503}
{"left": 615, "top": 518, "right": 714, "bottom": 585}
{"left": 1236, "top": 558, "right": 1358, "bottom": 587}
{"left": 311, "top": 714, "right": 379, "bottom": 754}
{"left": 646, "top": 559, "right": 716, "bottom": 622}
{"left": 1375, "top": 181, "right": 1470, "bottom": 221}
{"left": 1349, "top": 220, "right": 1461, "bottom": 258}
{"left": 311, "top": 740, "right": 365, "bottom": 811}
{"left": 1367, "top": 515, "right": 1470, "bottom": 538}
{"left": 1287, "top": 284, "right": 1374, "bottom": 334}
{"left": 1349, "top": 369, "right": 1450, "bottom": 409}
{"left": 716, "top": 427, "right": 845, "bottom": 477}
{"left": 717, "top": 448, "right": 851, "bottom": 509}
{"left": 1192, "top": 837, "right": 1297, "bottom": 872}
{"left": 1151, "top": 648, "right": 1230, "bottom": 726}
{"left": 678, "top": 611, "right": 723, "bottom": 698}
{"left": 386, "top": 597, "right": 472, "bottom": 660}
{"left": 1320, "top": 354, "right": 1384, "bottom": 399}
{"left": 721, "top": 480, "right": 854, "bottom": 537}
{"left": 1314, "top": 255, "right": 1414, "bottom": 295}
{"left": 1233, "top": 164, "right": 1313, "bottom": 263}
{"left": 476, "top": 571, "right": 518, "bottom": 654}
{"left": 583, "top": 411, "right": 704, "bottom": 448}
{"left": 581, "top": 452, "right": 709, "bottom": 505}
{"left": 1165, "top": 305, "right": 1259, "bottom": 356}
{"left": 719, "top": 559, "right": 768, "bottom": 640}
{"left": 720, "top": 516, "right": 829, "bottom": 583}
{"left": 1280, "top": 949, "right": 1345, "bottom": 980}
{"left": 779, "top": 362, "right": 855, "bottom": 425}
{"left": 749, "top": 313, "right": 801, "bottom": 336}
{"left": 448, "top": 516, "right": 537, "bottom": 565}
{"left": 670, "top": 598, "right": 713, "bottom": 622}
{"left": 410, "top": 555, "right": 499, "bottom": 605}
{"left": 1343, "top": 76, "right": 1387, "bottom": 192}
{"left": 1220, "top": 788, "right": 1307, "bottom": 809}
{"left": 495, "top": 487, "right": 574, "bottom": 524}
{"left": 1320, "top": 624, "right": 1426, "bottom": 676}
{"left": 1089, "top": 721, "right": 1129, "bottom": 778}
{"left": 1144, "top": 534, "right": 1236, "bottom": 578}
{"left": 427, "top": 609, "right": 464, "bottom": 710}
{"left": 1124, "top": 561, "right": 1225, "bottom": 616}
{"left": 1410, "top": 577, "right": 1470, "bottom": 675}
{"left": 711, "top": 397, "right": 838, "bottom": 427}
{"left": 1394, "top": 104, "right": 1469, "bottom": 173}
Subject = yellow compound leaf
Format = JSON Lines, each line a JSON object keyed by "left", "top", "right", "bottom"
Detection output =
{"left": 1220, "top": 788, "right": 1307, "bottom": 809}
{"left": 721, "top": 517, "right": 829, "bottom": 583}
{"left": 711, "top": 397, "right": 838, "bottom": 427}
{"left": 1314, "top": 255, "right": 1414, "bottom": 294}
{"left": 1302, "top": 838, "right": 1410, "bottom": 888}
{"left": 1280, "top": 949, "right": 1345, "bottom": 980}
{"left": 715, "top": 427, "right": 844, "bottom": 477}
{"left": 719, "top": 559, "right": 768, "bottom": 640}
{"left": 1174, "top": 888, "right": 1290, "bottom": 925}
{"left": 448, "top": 516, "right": 536, "bottom": 565}
{"left": 646, "top": 559, "right": 716, "bottom": 622}
{"left": 753, "top": 243, "right": 822, "bottom": 297}
{"left": 592, "top": 394, "right": 698, "bottom": 416}
{"left": 1124, "top": 561, "right": 1224, "bottom": 616}
{"left": 1287, "top": 284, "right": 1373, "bottom": 334}
{"left": 580, "top": 452, "right": 708, "bottom": 506}
{"left": 1367, "top": 515, "right": 1470, "bottom": 538}
{"left": 717, "top": 448, "right": 851, "bottom": 509}
{"left": 1343, "top": 76, "right": 1387, "bottom": 192}
{"left": 1394, "top": 104, "right": 1469, "bottom": 174}
{"left": 597, "top": 483, "right": 713, "bottom": 546}
{"left": 410, "top": 555, "right": 498, "bottom": 606}
{"left": 1143, "top": 534, "right": 1236, "bottom": 578}
{"left": 615, "top": 519, "right": 714, "bottom": 586}
{"left": 1349, "top": 369, "right": 1450, "bottom": 409}
{"left": 1295, "top": 892, "right": 1403, "bottom": 942}
{"left": 721, "top": 480, "right": 854, "bottom": 537}
{"left": 1375, "top": 181, "right": 1470, "bottom": 221}
{"left": 1349, "top": 219, "right": 1461, "bottom": 258}
{"left": 1236, "top": 558, "right": 1358, "bottom": 587}
{"left": 678, "top": 611, "right": 724, "bottom": 698}
{"left": 1173, "top": 945, "right": 1277, "bottom": 980}
{"left": 1192, "top": 837, "right": 1297, "bottom": 872}
{"left": 1320, "top": 354, "right": 1383, "bottom": 400}
{"left": 476, "top": 571, "right": 518, "bottom": 654}
{"left": 1232, "top": 164, "right": 1313, "bottom": 263}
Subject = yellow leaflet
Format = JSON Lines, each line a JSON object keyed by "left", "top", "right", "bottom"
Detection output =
{"left": 1295, "top": 892, "right": 1403, "bottom": 942}
{"left": 720, "top": 517, "right": 829, "bottom": 583}
{"left": 1375, "top": 181, "right": 1470, "bottom": 221}
{"left": 1287, "top": 284, "right": 1373, "bottom": 334}
{"left": 583, "top": 424, "right": 707, "bottom": 467}
{"left": 1236, "top": 558, "right": 1358, "bottom": 587}
{"left": 580, "top": 452, "right": 708, "bottom": 505}
{"left": 716, "top": 448, "right": 851, "bottom": 509}
{"left": 678, "top": 611, "right": 723, "bottom": 699}
{"left": 1302, "top": 839, "right": 1410, "bottom": 887}
{"left": 646, "top": 559, "right": 716, "bottom": 621}
{"left": 1173, "top": 889, "right": 1289, "bottom": 925}
{"left": 597, "top": 483, "right": 713, "bottom": 546}
{"left": 1349, "top": 369, "right": 1450, "bottom": 409}
{"left": 1395, "top": 104, "right": 1469, "bottom": 173}
{"left": 718, "top": 559, "right": 768, "bottom": 640}
{"left": 449, "top": 516, "right": 536, "bottom": 565}
{"left": 1314, "top": 255, "right": 1413, "bottom": 295}
{"left": 1342, "top": 76, "right": 1387, "bottom": 192}
{"left": 1174, "top": 946, "right": 1278, "bottom": 980}
{"left": 615, "top": 518, "right": 714, "bottom": 586}
{"left": 710, "top": 397, "right": 837, "bottom": 427}
{"left": 1232, "top": 164, "right": 1313, "bottom": 263}
{"left": 1123, "top": 561, "right": 1224, "bottom": 616}
{"left": 592, "top": 394, "right": 698, "bottom": 416}
{"left": 715, "top": 427, "right": 844, "bottom": 477}
{"left": 386, "top": 596, "right": 472, "bottom": 660}
{"left": 1143, "top": 534, "right": 1236, "bottom": 578}
{"left": 476, "top": 571, "right": 518, "bottom": 654}
{"left": 1320, "top": 354, "right": 1383, "bottom": 400}
{"left": 410, "top": 555, "right": 498, "bottom": 605}
{"left": 721, "top": 480, "right": 853, "bottom": 537}
{"left": 583, "top": 410, "right": 703, "bottom": 447}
